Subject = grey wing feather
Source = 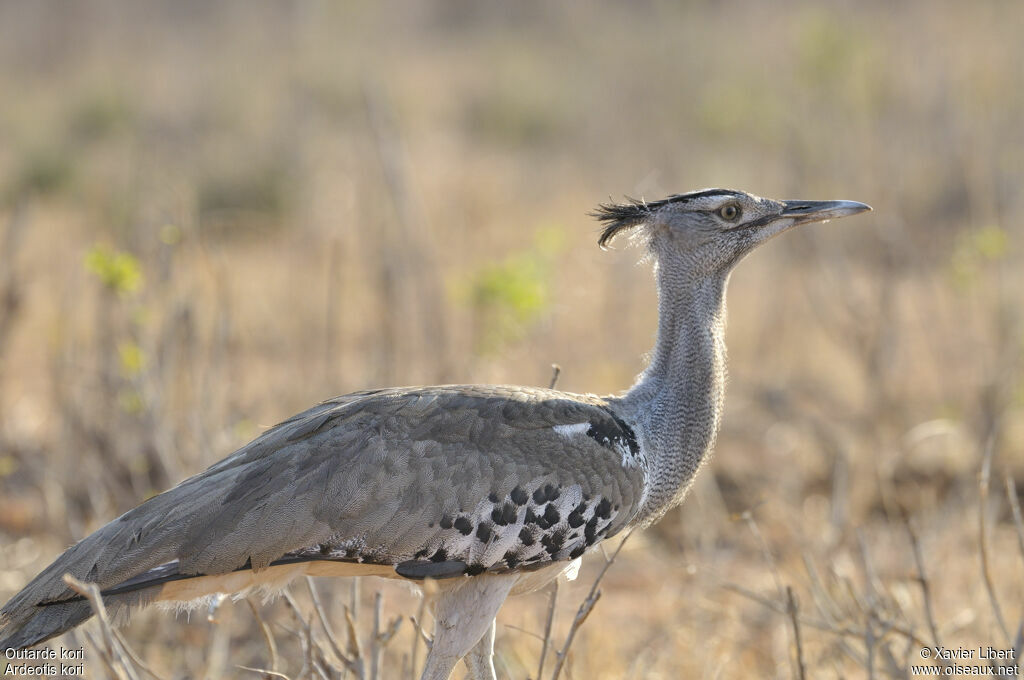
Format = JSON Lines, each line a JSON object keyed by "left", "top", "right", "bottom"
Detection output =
{"left": 1, "top": 385, "right": 645, "bottom": 648}
{"left": 395, "top": 560, "right": 468, "bottom": 579}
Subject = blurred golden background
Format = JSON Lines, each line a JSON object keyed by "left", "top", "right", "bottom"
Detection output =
{"left": 0, "top": 1, "right": 1022, "bottom": 678}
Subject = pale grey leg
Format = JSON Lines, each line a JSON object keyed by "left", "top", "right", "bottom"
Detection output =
{"left": 420, "top": 574, "right": 516, "bottom": 680}
{"left": 462, "top": 618, "right": 496, "bottom": 680}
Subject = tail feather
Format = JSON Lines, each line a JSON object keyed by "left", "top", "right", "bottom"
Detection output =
{"left": 1, "top": 398, "right": 372, "bottom": 650}
{"left": 0, "top": 600, "right": 94, "bottom": 651}
{"left": 0, "top": 471, "right": 235, "bottom": 650}
{"left": 0, "top": 515, "right": 184, "bottom": 648}
{"left": 0, "top": 587, "right": 155, "bottom": 651}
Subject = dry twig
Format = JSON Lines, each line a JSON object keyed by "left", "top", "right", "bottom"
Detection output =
{"left": 246, "top": 597, "right": 281, "bottom": 674}
{"left": 409, "top": 593, "right": 427, "bottom": 679}
{"left": 550, "top": 532, "right": 631, "bottom": 680}
{"left": 237, "top": 665, "right": 293, "bottom": 680}
{"left": 978, "top": 436, "right": 1011, "bottom": 644}
{"left": 785, "top": 586, "right": 807, "bottom": 680}
{"left": 548, "top": 364, "right": 562, "bottom": 389}
{"left": 536, "top": 579, "right": 559, "bottom": 680}
{"left": 724, "top": 583, "right": 929, "bottom": 650}
{"left": 369, "top": 592, "right": 403, "bottom": 680}
{"left": 1005, "top": 476, "right": 1024, "bottom": 568}
{"left": 741, "top": 508, "right": 785, "bottom": 597}
{"left": 903, "top": 517, "right": 942, "bottom": 652}
{"left": 63, "top": 574, "right": 144, "bottom": 680}
{"left": 304, "top": 577, "right": 350, "bottom": 673}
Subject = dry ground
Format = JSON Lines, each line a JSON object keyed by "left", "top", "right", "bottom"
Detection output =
{"left": 0, "top": 2, "right": 1022, "bottom": 678}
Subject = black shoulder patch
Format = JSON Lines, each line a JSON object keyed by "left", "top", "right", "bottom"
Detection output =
{"left": 585, "top": 409, "right": 640, "bottom": 457}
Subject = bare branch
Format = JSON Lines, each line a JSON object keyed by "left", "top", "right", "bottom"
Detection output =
{"left": 342, "top": 605, "right": 367, "bottom": 678}
{"left": 410, "top": 595, "right": 427, "bottom": 679}
{"left": 112, "top": 629, "right": 168, "bottom": 680}
{"left": 550, "top": 532, "right": 631, "bottom": 680}
{"left": 246, "top": 597, "right": 281, "bottom": 674}
{"left": 237, "top": 665, "right": 293, "bottom": 680}
{"left": 785, "top": 586, "right": 807, "bottom": 680}
{"left": 368, "top": 592, "right": 401, "bottom": 680}
{"left": 1005, "top": 476, "right": 1024, "bottom": 569}
{"left": 63, "top": 574, "right": 142, "bottom": 680}
{"left": 537, "top": 580, "right": 559, "bottom": 680}
{"left": 864, "top": 613, "right": 877, "bottom": 680}
{"left": 409, "top": 615, "right": 433, "bottom": 649}
{"left": 904, "top": 516, "right": 942, "bottom": 651}
{"left": 723, "top": 583, "right": 930, "bottom": 649}
{"left": 741, "top": 508, "right": 785, "bottom": 598}
{"left": 979, "top": 435, "right": 1011, "bottom": 644}
{"left": 305, "top": 577, "right": 356, "bottom": 674}
{"left": 548, "top": 364, "right": 562, "bottom": 389}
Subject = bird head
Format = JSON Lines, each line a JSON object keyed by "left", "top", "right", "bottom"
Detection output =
{"left": 593, "top": 188, "right": 871, "bottom": 275}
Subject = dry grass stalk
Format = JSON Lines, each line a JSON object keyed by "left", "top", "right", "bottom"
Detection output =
{"left": 270, "top": 580, "right": 403, "bottom": 679}
{"left": 409, "top": 613, "right": 433, "bottom": 649}
{"left": 280, "top": 590, "right": 317, "bottom": 679}
{"left": 548, "top": 364, "right": 561, "bottom": 389}
{"left": 83, "top": 629, "right": 130, "bottom": 680}
{"left": 63, "top": 574, "right": 147, "bottom": 680}
{"left": 978, "top": 435, "right": 1011, "bottom": 645}
{"left": 370, "top": 592, "right": 403, "bottom": 680}
{"left": 342, "top": 605, "right": 367, "bottom": 675}
{"left": 111, "top": 629, "right": 166, "bottom": 680}
{"left": 0, "top": 202, "right": 27, "bottom": 387}
{"left": 903, "top": 517, "right": 943, "bottom": 654}
{"left": 246, "top": 597, "right": 281, "bottom": 674}
{"left": 549, "top": 531, "right": 631, "bottom": 680}
{"left": 741, "top": 508, "right": 784, "bottom": 597}
{"left": 861, "top": 612, "right": 885, "bottom": 680}
{"left": 303, "top": 577, "right": 348, "bottom": 673}
{"left": 535, "top": 579, "right": 559, "bottom": 680}
{"left": 237, "top": 665, "right": 292, "bottom": 680}
{"left": 408, "top": 592, "right": 427, "bottom": 679}
{"left": 1005, "top": 476, "right": 1024, "bottom": 568}
{"left": 800, "top": 553, "right": 849, "bottom": 632}
{"left": 785, "top": 586, "right": 807, "bottom": 680}
{"left": 726, "top": 582, "right": 906, "bottom": 646}
{"left": 361, "top": 81, "right": 448, "bottom": 385}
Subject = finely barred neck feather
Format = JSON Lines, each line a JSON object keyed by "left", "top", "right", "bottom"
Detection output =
{"left": 600, "top": 189, "right": 871, "bottom": 528}
{"left": 615, "top": 262, "right": 729, "bottom": 527}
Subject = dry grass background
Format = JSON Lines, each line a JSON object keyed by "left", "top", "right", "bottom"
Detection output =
{"left": 0, "top": 1, "right": 1023, "bottom": 678}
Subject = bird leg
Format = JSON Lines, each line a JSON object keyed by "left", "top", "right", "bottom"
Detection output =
{"left": 462, "top": 618, "right": 496, "bottom": 680}
{"left": 419, "top": 573, "right": 517, "bottom": 680}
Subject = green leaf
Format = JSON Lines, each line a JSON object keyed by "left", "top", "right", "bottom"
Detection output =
{"left": 118, "top": 341, "right": 146, "bottom": 377}
{"left": 84, "top": 244, "right": 143, "bottom": 295}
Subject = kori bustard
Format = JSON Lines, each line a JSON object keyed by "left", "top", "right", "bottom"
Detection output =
{"left": 1, "top": 189, "right": 869, "bottom": 679}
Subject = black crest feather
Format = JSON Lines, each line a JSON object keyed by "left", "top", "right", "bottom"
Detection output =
{"left": 591, "top": 197, "right": 652, "bottom": 248}
{"left": 591, "top": 189, "right": 740, "bottom": 248}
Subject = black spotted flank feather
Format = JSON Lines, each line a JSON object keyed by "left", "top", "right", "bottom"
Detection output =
{"left": 591, "top": 189, "right": 741, "bottom": 247}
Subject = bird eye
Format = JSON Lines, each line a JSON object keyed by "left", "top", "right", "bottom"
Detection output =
{"left": 719, "top": 204, "right": 741, "bottom": 221}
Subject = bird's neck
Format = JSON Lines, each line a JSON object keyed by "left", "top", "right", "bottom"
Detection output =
{"left": 618, "top": 263, "right": 730, "bottom": 527}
